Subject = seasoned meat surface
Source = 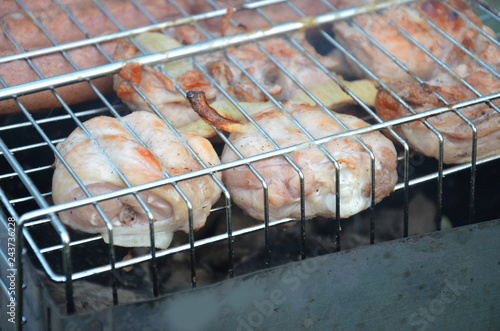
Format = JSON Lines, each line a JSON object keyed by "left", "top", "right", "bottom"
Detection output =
{"left": 374, "top": 0, "right": 500, "bottom": 164}
{"left": 376, "top": 68, "right": 500, "bottom": 164}
{"left": 332, "top": 0, "right": 487, "bottom": 81}
{"left": 220, "top": 104, "right": 398, "bottom": 221}
{"left": 52, "top": 111, "right": 222, "bottom": 248}
{"left": 112, "top": 31, "right": 338, "bottom": 134}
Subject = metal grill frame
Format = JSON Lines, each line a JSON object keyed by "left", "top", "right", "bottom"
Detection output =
{"left": 1, "top": 0, "right": 500, "bottom": 329}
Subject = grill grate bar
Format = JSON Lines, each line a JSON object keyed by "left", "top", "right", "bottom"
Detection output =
{"left": 13, "top": 88, "right": 500, "bottom": 223}
{"left": 0, "top": 106, "right": 114, "bottom": 132}
{"left": 1, "top": 139, "right": 64, "bottom": 154}
{"left": 0, "top": 165, "right": 52, "bottom": 179}
{"left": 28, "top": 149, "right": 500, "bottom": 283}
{"left": 41, "top": 215, "right": 298, "bottom": 282}
{"left": 475, "top": 0, "right": 500, "bottom": 21}
{"left": 394, "top": 153, "right": 500, "bottom": 189}
{"left": 9, "top": 192, "right": 52, "bottom": 205}
{"left": 0, "top": 0, "right": 292, "bottom": 65}
{"left": 1, "top": 0, "right": 499, "bottom": 325}
{"left": 0, "top": 0, "right": 415, "bottom": 102}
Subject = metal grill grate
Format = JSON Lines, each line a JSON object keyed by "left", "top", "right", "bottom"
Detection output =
{"left": 1, "top": 0, "right": 500, "bottom": 328}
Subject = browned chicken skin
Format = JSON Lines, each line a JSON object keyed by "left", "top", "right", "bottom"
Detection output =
{"left": 113, "top": 30, "right": 339, "bottom": 134}
{"left": 376, "top": 66, "right": 500, "bottom": 164}
{"left": 332, "top": 0, "right": 487, "bottom": 81}
{"left": 362, "top": 0, "right": 500, "bottom": 163}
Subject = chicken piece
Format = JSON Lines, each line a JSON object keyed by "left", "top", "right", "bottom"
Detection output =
{"left": 113, "top": 33, "right": 219, "bottom": 129}
{"left": 332, "top": 0, "right": 485, "bottom": 81}
{"left": 376, "top": 67, "right": 500, "bottom": 164}
{"left": 113, "top": 31, "right": 338, "bottom": 135}
{"left": 52, "top": 111, "right": 222, "bottom": 248}
{"left": 188, "top": 91, "right": 398, "bottom": 221}
{"left": 375, "top": 4, "right": 500, "bottom": 165}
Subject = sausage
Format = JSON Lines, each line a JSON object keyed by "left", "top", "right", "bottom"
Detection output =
{"left": 0, "top": 0, "right": 180, "bottom": 115}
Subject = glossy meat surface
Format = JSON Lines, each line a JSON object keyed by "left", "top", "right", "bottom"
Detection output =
{"left": 52, "top": 111, "right": 222, "bottom": 248}
{"left": 221, "top": 104, "right": 398, "bottom": 221}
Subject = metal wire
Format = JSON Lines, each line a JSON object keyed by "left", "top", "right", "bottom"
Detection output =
{"left": 0, "top": 0, "right": 499, "bottom": 329}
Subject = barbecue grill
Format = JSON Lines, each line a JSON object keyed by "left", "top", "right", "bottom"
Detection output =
{"left": 1, "top": 0, "right": 499, "bottom": 330}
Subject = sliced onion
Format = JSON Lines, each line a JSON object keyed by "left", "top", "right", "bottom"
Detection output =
{"left": 290, "top": 79, "right": 378, "bottom": 108}
{"left": 134, "top": 32, "right": 194, "bottom": 78}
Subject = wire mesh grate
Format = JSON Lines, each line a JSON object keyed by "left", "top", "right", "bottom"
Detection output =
{"left": 1, "top": 0, "right": 500, "bottom": 327}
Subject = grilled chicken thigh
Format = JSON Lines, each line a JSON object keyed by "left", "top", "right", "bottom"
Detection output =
{"left": 374, "top": 1, "right": 500, "bottom": 164}
{"left": 332, "top": 0, "right": 487, "bottom": 81}
{"left": 376, "top": 60, "right": 500, "bottom": 164}
{"left": 113, "top": 31, "right": 338, "bottom": 135}
{"left": 52, "top": 111, "right": 222, "bottom": 248}
{"left": 188, "top": 91, "right": 398, "bottom": 221}
{"left": 223, "top": 106, "right": 397, "bottom": 220}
